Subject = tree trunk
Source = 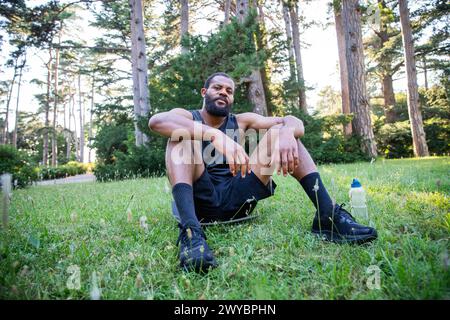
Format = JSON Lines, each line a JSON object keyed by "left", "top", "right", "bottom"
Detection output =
{"left": 342, "top": 0, "right": 377, "bottom": 158}
{"left": 224, "top": 0, "right": 231, "bottom": 25}
{"left": 129, "top": 4, "right": 143, "bottom": 147}
{"left": 129, "top": 0, "right": 150, "bottom": 146}
{"left": 334, "top": 3, "right": 352, "bottom": 136}
{"left": 2, "top": 59, "right": 18, "bottom": 145}
{"left": 71, "top": 90, "right": 79, "bottom": 161}
{"left": 282, "top": 1, "right": 296, "bottom": 82}
{"left": 382, "top": 73, "right": 397, "bottom": 123}
{"left": 180, "top": 0, "right": 189, "bottom": 53}
{"left": 66, "top": 86, "right": 72, "bottom": 161}
{"left": 423, "top": 55, "right": 428, "bottom": 90}
{"left": 376, "top": 3, "right": 397, "bottom": 124}
{"left": 65, "top": 101, "right": 70, "bottom": 161}
{"left": 255, "top": 1, "right": 272, "bottom": 116}
{"left": 51, "top": 25, "right": 61, "bottom": 166}
{"left": 12, "top": 56, "right": 26, "bottom": 148}
{"left": 289, "top": 1, "right": 307, "bottom": 112}
{"left": 236, "top": 0, "right": 268, "bottom": 116}
{"left": 43, "top": 50, "right": 53, "bottom": 166}
{"left": 89, "top": 75, "right": 94, "bottom": 163}
{"left": 398, "top": 0, "right": 429, "bottom": 157}
{"left": 78, "top": 73, "right": 84, "bottom": 163}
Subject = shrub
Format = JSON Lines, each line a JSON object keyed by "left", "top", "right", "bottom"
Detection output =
{"left": 286, "top": 109, "right": 368, "bottom": 164}
{"left": 93, "top": 143, "right": 166, "bottom": 182}
{"left": 38, "top": 161, "right": 89, "bottom": 180}
{"left": 375, "top": 121, "right": 413, "bottom": 159}
{"left": 0, "top": 145, "right": 38, "bottom": 188}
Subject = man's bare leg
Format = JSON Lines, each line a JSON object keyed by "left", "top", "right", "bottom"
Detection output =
{"left": 248, "top": 131, "right": 377, "bottom": 243}
{"left": 249, "top": 131, "right": 334, "bottom": 216}
{"left": 166, "top": 140, "right": 205, "bottom": 187}
{"left": 166, "top": 139, "right": 205, "bottom": 228}
{"left": 166, "top": 139, "right": 217, "bottom": 272}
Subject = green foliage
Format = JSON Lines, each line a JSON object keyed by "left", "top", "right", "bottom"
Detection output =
{"left": 150, "top": 12, "right": 263, "bottom": 115}
{"left": 424, "top": 117, "right": 450, "bottom": 155}
{"left": 375, "top": 120, "right": 413, "bottom": 159}
{"left": 374, "top": 86, "right": 450, "bottom": 158}
{"left": 0, "top": 144, "right": 38, "bottom": 188}
{"left": 91, "top": 123, "right": 131, "bottom": 165}
{"left": 287, "top": 109, "right": 368, "bottom": 164}
{"left": 93, "top": 142, "right": 166, "bottom": 182}
{"left": 38, "top": 161, "right": 89, "bottom": 180}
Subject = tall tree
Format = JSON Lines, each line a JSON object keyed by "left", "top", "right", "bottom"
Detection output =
{"left": 88, "top": 74, "right": 95, "bottom": 163}
{"left": 1, "top": 58, "right": 18, "bottom": 144}
{"left": 342, "top": 0, "right": 377, "bottom": 157}
{"left": 180, "top": 0, "right": 189, "bottom": 53}
{"left": 255, "top": 0, "right": 274, "bottom": 116}
{"left": 78, "top": 73, "right": 85, "bottom": 163}
{"left": 281, "top": 0, "right": 296, "bottom": 83}
{"left": 12, "top": 55, "right": 26, "bottom": 148}
{"left": 398, "top": 0, "right": 429, "bottom": 157}
{"left": 224, "top": 0, "right": 232, "bottom": 25}
{"left": 51, "top": 21, "right": 62, "bottom": 166}
{"left": 364, "top": 0, "right": 402, "bottom": 123}
{"left": 129, "top": 0, "right": 151, "bottom": 146}
{"left": 43, "top": 51, "right": 53, "bottom": 166}
{"left": 333, "top": 1, "right": 351, "bottom": 135}
{"left": 236, "top": 0, "right": 268, "bottom": 115}
{"left": 287, "top": 0, "right": 307, "bottom": 112}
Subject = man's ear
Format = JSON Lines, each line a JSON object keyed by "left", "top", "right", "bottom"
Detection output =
{"left": 200, "top": 88, "right": 207, "bottom": 97}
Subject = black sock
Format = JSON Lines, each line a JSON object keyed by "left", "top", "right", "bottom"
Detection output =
{"left": 172, "top": 183, "right": 200, "bottom": 228}
{"left": 298, "top": 172, "right": 334, "bottom": 217}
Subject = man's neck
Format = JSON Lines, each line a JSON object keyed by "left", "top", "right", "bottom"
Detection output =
{"left": 200, "top": 108, "right": 227, "bottom": 128}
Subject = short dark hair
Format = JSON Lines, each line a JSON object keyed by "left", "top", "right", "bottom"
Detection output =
{"left": 203, "top": 72, "right": 233, "bottom": 89}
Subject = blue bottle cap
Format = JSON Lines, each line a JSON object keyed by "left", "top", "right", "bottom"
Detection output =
{"left": 351, "top": 178, "right": 362, "bottom": 188}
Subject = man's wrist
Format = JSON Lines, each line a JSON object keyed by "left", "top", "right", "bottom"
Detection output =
{"left": 279, "top": 126, "right": 295, "bottom": 136}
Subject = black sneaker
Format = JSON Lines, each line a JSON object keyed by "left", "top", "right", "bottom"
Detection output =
{"left": 311, "top": 203, "right": 378, "bottom": 244}
{"left": 176, "top": 224, "right": 218, "bottom": 272}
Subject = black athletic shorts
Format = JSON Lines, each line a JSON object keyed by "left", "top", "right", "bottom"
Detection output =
{"left": 191, "top": 168, "right": 277, "bottom": 222}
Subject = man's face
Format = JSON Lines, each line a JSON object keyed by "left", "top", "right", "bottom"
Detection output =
{"left": 201, "top": 76, "right": 235, "bottom": 117}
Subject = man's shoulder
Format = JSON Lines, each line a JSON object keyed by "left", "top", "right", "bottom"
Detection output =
{"left": 169, "top": 107, "right": 195, "bottom": 119}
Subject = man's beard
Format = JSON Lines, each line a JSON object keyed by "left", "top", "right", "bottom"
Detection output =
{"left": 204, "top": 94, "right": 231, "bottom": 117}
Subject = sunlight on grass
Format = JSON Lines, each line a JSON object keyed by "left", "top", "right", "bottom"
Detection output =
{"left": 0, "top": 157, "right": 449, "bottom": 299}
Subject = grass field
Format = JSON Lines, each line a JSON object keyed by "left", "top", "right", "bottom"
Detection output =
{"left": 0, "top": 157, "right": 449, "bottom": 299}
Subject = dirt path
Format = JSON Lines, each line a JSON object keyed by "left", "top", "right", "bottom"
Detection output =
{"left": 35, "top": 173, "right": 96, "bottom": 186}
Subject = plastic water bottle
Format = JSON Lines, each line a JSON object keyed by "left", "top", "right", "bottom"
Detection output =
{"left": 349, "top": 178, "right": 368, "bottom": 220}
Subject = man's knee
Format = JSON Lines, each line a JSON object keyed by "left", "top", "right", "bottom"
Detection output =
{"left": 166, "top": 139, "right": 203, "bottom": 167}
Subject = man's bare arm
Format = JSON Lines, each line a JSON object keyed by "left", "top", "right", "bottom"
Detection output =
{"left": 236, "top": 112, "right": 304, "bottom": 138}
{"left": 149, "top": 108, "right": 250, "bottom": 177}
{"left": 149, "top": 108, "right": 218, "bottom": 141}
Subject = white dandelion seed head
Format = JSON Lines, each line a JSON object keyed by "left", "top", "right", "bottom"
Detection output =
{"left": 70, "top": 212, "right": 78, "bottom": 222}
{"left": 139, "top": 216, "right": 148, "bottom": 231}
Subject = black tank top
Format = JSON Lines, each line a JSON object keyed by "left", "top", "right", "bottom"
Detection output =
{"left": 190, "top": 110, "right": 241, "bottom": 177}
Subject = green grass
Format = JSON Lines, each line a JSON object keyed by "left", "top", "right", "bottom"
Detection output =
{"left": 1, "top": 157, "right": 449, "bottom": 299}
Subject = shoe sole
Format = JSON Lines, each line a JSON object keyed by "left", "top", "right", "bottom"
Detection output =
{"left": 312, "top": 229, "right": 378, "bottom": 244}
{"left": 181, "top": 259, "right": 218, "bottom": 273}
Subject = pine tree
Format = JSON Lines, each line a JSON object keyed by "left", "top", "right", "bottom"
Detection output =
{"left": 398, "top": 0, "right": 429, "bottom": 157}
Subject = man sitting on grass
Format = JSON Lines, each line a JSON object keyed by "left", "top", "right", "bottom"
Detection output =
{"left": 149, "top": 72, "right": 377, "bottom": 273}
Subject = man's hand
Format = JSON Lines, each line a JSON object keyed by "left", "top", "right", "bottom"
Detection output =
{"left": 270, "top": 127, "right": 299, "bottom": 176}
{"left": 210, "top": 131, "right": 250, "bottom": 177}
